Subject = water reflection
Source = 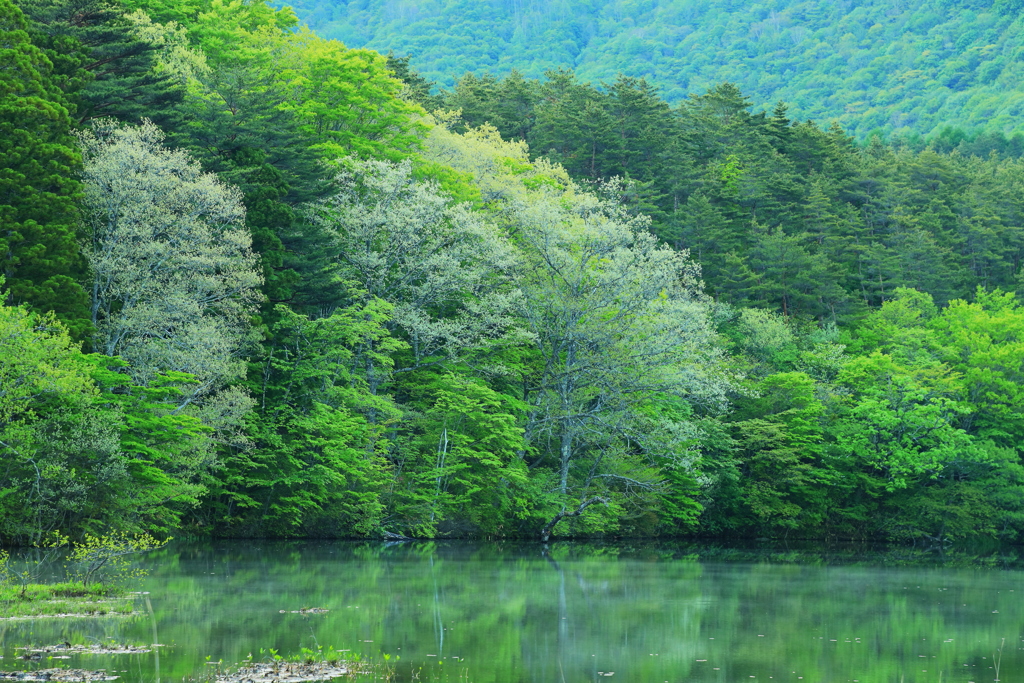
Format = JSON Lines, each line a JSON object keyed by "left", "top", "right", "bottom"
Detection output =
{"left": 1, "top": 541, "right": 1023, "bottom": 683}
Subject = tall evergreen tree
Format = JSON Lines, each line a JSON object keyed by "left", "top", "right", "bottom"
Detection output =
{"left": 17, "top": 0, "right": 185, "bottom": 128}
{"left": 0, "top": 0, "right": 88, "bottom": 334}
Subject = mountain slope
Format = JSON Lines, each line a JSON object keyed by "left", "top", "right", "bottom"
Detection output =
{"left": 286, "top": 0, "right": 1024, "bottom": 139}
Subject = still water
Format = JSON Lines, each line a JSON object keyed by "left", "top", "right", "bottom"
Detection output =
{"left": 2, "top": 541, "right": 1024, "bottom": 683}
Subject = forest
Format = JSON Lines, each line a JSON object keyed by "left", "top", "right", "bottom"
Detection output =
{"left": 287, "top": 0, "right": 1024, "bottom": 142}
{"left": 4, "top": 0, "right": 1024, "bottom": 546}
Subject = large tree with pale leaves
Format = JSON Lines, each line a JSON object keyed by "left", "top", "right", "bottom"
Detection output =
{"left": 423, "top": 120, "right": 734, "bottom": 539}
{"left": 307, "top": 157, "right": 520, "bottom": 393}
{"left": 79, "top": 119, "right": 261, "bottom": 408}
{"left": 511, "top": 185, "right": 732, "bottom": 539}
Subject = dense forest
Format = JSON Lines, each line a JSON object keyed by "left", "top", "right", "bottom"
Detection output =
{"left": 287, "top": 0, "right": 1024, "bottom": 142}
{"left": 4, "top": 0, "right": 1024, "bottom": 546}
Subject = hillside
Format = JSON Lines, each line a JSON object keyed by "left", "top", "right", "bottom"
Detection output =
{"left": 287, "top": 0, "right": 1024, "bottom": 139}
{"left": 7, "top": 0, "right": 1024, "bottom": 546}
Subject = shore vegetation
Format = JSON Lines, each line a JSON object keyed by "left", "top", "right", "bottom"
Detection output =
{"left": 0, "top": 533, "right": 165, "bottom": 617}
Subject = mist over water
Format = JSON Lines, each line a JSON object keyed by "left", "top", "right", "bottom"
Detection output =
{"left": 2, "top": 541, "right": 1023, "bottom": 683}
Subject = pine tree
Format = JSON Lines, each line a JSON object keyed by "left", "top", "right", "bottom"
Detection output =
{"left": 18, "top": 0, "right": 186, "bottom": 128}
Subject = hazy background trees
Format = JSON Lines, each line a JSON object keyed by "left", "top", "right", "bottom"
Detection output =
{"left": 287, "top": 0, "right": 1024, "bottom": 142}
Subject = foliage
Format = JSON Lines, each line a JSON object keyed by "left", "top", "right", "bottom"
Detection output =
{"left": 213, "top": 302, "right": 398, "bottom": 538}
{"left": 67, "top": 530, "right": 167, "bottom": 586}
{"left": 510, "top": 185, "right": 730, "bottom": 538}
{"left": 424, "top": 72, "right": 1024, "bottom": 321}
{"left": 0, "top": 277, "right": 221, "bottom": 543}
{"left": 307, "top": 156, "right": 519, "bottom": 379}
{"left": 79, "top": 118, "right": 261, "bottom": 395}
{"left": 291, "top": 0, "right": 1024, "bottom": 142}
{"left": 87, "top": 356, "right": 216, "bottom": 534}
{"left": 0, "top": 289, "right": 108, "bottom": 544}
{"left": 0, "top": 0, "right": 89, "bottom": 335}
{"left": 19, "top": 0, "right": 187, "bottom": 127}
{"left": 0, "top": 531, "right": 156, "bottom": 616}
{"left": 387, "top": 372, "right": 534, "bottom": 537}
{"left": 274, "top": 29, "right": 427, "bottom": 162}
{"left": 7, "top": 0, "right": 1024, "bottom": 544}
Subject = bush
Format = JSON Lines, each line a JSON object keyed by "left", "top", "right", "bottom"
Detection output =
{"left": 67, "top": 532, "right": 169, "bottom": 588}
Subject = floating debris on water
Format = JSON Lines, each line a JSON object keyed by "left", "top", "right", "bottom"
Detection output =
{"left": 216, "top": 661, "right": 351, "bottom": 683}
{"left": 0, "top": 669, "right": 118, "bottom": 681}
{"left": 17, "top": 643, "right": 154, "bottom": 655}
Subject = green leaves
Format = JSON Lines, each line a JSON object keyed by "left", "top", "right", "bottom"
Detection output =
{"left": 275, "top": 31, "right": 427, "bottom": 162}
{"left": 0, "top": 285, "right": 216, "bottom": 542}
{"left": 834, "top": 351, "right": 975, "bottom": 490}
{"left": 87, "top": 356, "right": 213, "bottom": 534}
{"left": 0, "top": 0, "right": 88, "bottom": 335}
{"left": 390, "top": 373, "right": 532, "bottom": 537}
{"left": 930, "top": 288, "right": 1024, "bottom": 447}
{"left": 214, "top": 302, "right": 400, "bottom": 537}
{"left": 67, "top": 530, "right": 168, "bottom": 587}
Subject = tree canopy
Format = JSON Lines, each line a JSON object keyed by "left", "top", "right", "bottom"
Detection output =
{"left": 289, "top": 0, "right": 1024, "bottom": 142}
{"left": 6, "top": 0, "right": 1024, "bottom": 545}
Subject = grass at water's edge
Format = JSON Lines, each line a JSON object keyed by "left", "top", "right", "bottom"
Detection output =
{"left": 0, "top": 581, "right": 134, "bottom": 617}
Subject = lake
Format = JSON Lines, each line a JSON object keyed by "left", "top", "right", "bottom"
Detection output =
{"left": 2, "top": 541, "right": 1023, "bottom": 682}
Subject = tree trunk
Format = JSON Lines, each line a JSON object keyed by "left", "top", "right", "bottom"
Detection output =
{"left": 559, "top": 428, "right": 572, "bottom": 495}
{"left": 539, "top": 496, "right": 608, "bottom": 542}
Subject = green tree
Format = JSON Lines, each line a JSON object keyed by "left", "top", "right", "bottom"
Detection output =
{"left": 733, "top": 372, "right": 830, "bottom": 533}
{"left": 386, "top": 373, "right": 533, "bottom": 537}
{"left": 385, "top": 52, "right": 443, "bottom": 112}
{"left": 931, "top": 288, "right": 1024, "bottom": 449}
{"left": 747, "top": 229, "right": 846, "bottom": 318}
{"left": 274, "top": 29, "right": 427, "bottom": 162}
{"left": 512, "top": 184, "right": 731, "bottom": 540}
{"left": 0, "top": 0, "right": 88, "bottom": 334}
{"left": 530, "top": 69, "right": 617, "bottom": 179}
{"left": 0, "top": 288, "right": 97, "bottom": 543}
{"left": 832, "top": 351, "right": 976, "bottom": 492}
{"left": 0, "top": 280, "right": 210, "bottom": 542}
{"left": 215, "top": 303, "right": 400, "bottom": 537}
{"left": 18, "top": 0, "right": 186, "bottom": 127}
{"left": 306, "top": 157, "right": 518, "bottom": 391}
{"left": 88, "top": 357, "right": 214, "bottom": 535}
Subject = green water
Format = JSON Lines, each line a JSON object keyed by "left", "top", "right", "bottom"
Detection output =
{"left": 2, "top": 541, "right": 1024, "bottom": 683}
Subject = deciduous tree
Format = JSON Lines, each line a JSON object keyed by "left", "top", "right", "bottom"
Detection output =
{"left": 511, "top": 185, "right": 731, "bottom": 540}
{"left": 78, "top": 119, "right": 261, "bottom": 403}
{"left": 307, "top": 157, "right": 519, "bottom": 392}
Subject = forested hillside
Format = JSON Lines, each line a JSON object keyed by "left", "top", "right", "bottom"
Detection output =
{"left": 436, "top": 74, "right": 1024, "bottom": 320}
{"left": 288, "top": 0, "right": 1024, "bottom": 141}
{"left": 5, "top": 0, "right": 1024, "bottom": 547}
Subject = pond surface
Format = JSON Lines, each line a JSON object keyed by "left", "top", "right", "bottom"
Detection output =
{"left": 3, "top": 541, "right": 1024, "bottom": 683}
